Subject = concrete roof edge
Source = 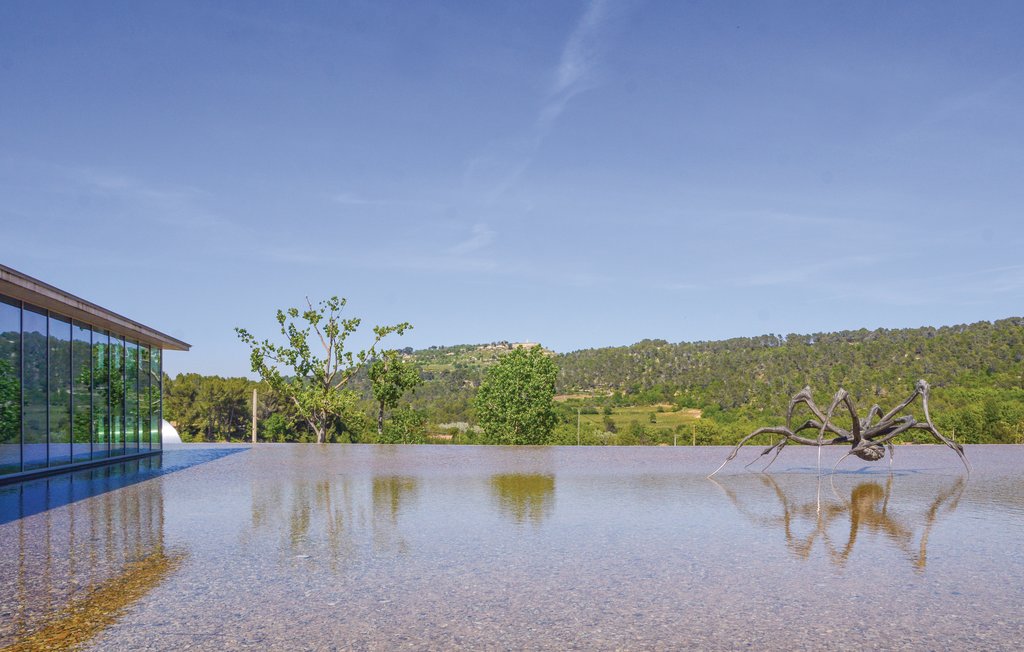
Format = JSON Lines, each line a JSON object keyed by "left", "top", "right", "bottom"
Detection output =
{"left": 0, "top": 264, "right": 191, "bottom": 351}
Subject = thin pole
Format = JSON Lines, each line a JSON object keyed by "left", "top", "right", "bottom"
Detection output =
{"left": 577, "top": 407, "right": 581, "bottom": 446}
{"left": 251, "top": 388, "right": 257, "bottom": 444}
{"left": 691, "top": 424, "right": 696, "bottom": 447}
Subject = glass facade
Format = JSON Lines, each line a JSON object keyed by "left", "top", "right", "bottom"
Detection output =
{"left": 0, "top": 293, "right": 165, "bottom": 479}
{"left": 0, "top": 298, "right": 20, "bottom": 475}
{"left": 72, "top": 323, "right": 92, "bottom": 462}
{"left": 126, "top": 340, "right": 138, "bottom": 453}
{"left": 93, "top": 330, "right": 109, "bottom": 459}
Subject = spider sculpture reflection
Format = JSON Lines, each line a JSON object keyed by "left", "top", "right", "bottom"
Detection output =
{"left": 708, "top": 380, "right": 970, "bottom": 477}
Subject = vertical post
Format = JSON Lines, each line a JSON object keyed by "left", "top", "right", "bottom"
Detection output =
{"left": 251, "top": 387, "right": 257, "bottom": 444}
{"left": 691, "top": 424, "right": 696, "bottom": 447}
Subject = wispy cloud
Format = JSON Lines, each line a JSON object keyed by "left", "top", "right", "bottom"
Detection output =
{"left": 726, "top": 209, "right": 862, "bottom": 229}
{"left": 67, "top": 167, "right": 229, "bottom": 230}
{"left": 540, "top": 0, "right": 616, "bottom": 131}
{"left": 657, "top": 281, "right": 702, "bottom": 291}
{"left": 737, "top": 255, "right": 877, "bottom": 288}
{"left": 465, "top": 0, "right": 629, "bottom": 199}
{"left": 331, "top": 191, "right": 442, "bottom": 209}
{"left": 447, "top": 223, "right": 496, "bottom": 255}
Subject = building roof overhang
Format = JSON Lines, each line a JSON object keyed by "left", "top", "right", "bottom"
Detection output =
{"left": 0, "top": 264, "right": 191, "bottom": 351}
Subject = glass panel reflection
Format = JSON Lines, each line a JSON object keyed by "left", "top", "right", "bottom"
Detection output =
{"left": 92, "top": 331, "right": 109, "bottom": 459}
{"left": 125, "top": 342, "right": 138, "bottom": 452}
{"left": 0, "top": 459, "right": 184, "bottom": 648}
{"left": 72, "top": 324, "right": 91, "bottom": 462}
{"left": 22, "top": 308, "right": 47, "bottom": 471}
{"left": 109, "top": 336, "right": 124, "bottom": 457}
{"left": 0, "top": 299, "right": 20, "bottom": 475}
{"left": 48, "top": 316, "right": 72, "bottom": 467}
{"left": 150, "top": 348, "right": 161, "bottom": 451}
{"left": 139, "top": 346, "right": 150, "bottom": 451}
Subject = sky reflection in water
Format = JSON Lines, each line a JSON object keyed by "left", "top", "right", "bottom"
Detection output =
{"left": 1, "top": 444, "right": 1023, "bottom": 650}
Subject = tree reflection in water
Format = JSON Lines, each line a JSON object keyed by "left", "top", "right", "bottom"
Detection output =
{"left": 489, "top": 474, "right": 555, "bottom": 526}
{"left": 711, "top": 474, "right": 964, "bottom": 571}
{"left": 247, "top": 475, "right": 420, "bottom": 565}
{"left": 372, "top": 476, "right": 419, "bottom": 523}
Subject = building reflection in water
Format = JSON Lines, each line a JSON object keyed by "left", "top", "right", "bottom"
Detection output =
{"left": 247, "top": 474, "right": 421, "bottom": 565}
{"left": 0, "top": 458, "right": 184, "bottom": 649}
{"left": 489, "top": 474, "right": 555, "bottom": 526}
{"left": 711, "top": 474, "right": 964, "bottom": 571}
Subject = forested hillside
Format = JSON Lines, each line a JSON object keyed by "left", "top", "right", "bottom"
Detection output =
{"left": 164, "top": 318, "right": 1024, "bottom": 445}
{"left": 557, "top": 318, "right": 1024, "bottom": 443}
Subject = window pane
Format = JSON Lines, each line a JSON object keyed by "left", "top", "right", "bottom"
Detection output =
{"left": 110, "top": 336, "right": 124, "bottom": 457}
{"left": 22, "top": 308, "right": 47, "bottom": 470}
{"left": 92, "top": 330, "right": 109, "bottom": 459}
{"left": 0, "top": 298, "right": 20, "bottom": 475}
{"left": 139, "top": 346, "right": 150, "bottom": 451}
{"left": 72, "top": 324, "right": 92, "bottom": 461}
{"left": 125, "top": 341, "right": 138, "bottom": 452}
{"left": 151, "top": 348, "right": 161, "bottom": 451}
{"left": 48, "top": 315, "right": 72, "bottom": 467}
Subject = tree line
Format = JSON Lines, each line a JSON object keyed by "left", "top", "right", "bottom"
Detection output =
{"left": 164, "top": 311, "right": 1024, "bottom": 446}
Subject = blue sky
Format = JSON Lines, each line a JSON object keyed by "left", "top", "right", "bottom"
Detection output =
{"left": 2, "top": 1, "right": 1023, "bottom": 378}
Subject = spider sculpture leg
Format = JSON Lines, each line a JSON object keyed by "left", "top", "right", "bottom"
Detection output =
{"left": 786, "top": 387, "right": 827, "bottom": 431}
{"left": 819, "top": 388, "right": 863, "bottom": 473}
{"left": 863, "top": 404, "right": 884, "bottom": 429}
{"left": 918, "top": 380, "right": 971, "bottom": 473}
{"left": 707, "top": 427, "right": 795, "bottom": 478}
{"left": 760, "top": 439, "right": 789, "bottom": 472}
{"left": 744, "top": 438, "right": 787, "bottom": 470}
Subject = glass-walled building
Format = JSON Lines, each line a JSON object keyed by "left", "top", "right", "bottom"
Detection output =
{"left": 0, "top": 264, "right": 189, "bottom": 482}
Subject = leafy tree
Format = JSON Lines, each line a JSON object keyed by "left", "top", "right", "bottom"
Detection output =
{"left": 260, "top": 412, "right": 291, "bottom": 442}
{"left": 475, "top": 346, "right": 558, "bottom": 445}
{"left": 235, "top": 297, "right": 410, "bottom": 443}
{"left": 369, "top": 350, "right": 422, "bottom": 435}
{"left": 379, "top": 408, "right": 427, "bottom": 444}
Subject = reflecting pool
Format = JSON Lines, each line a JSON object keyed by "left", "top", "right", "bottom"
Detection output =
{"left": 2, "top": 444, "right": 1023, "bottom": 650}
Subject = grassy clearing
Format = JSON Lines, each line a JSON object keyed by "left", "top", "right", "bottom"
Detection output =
{"left": 575, "top": 404, "right": 702, "bottom": 431}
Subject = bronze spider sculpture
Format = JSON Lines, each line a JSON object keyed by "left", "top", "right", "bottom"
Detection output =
{"left": 708, "top": 380, "right": 970, "bottom": 477}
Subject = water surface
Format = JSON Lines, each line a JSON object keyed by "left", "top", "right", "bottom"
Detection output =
{"left": 2, "top": 444, "right": 1022, "bottom": 650}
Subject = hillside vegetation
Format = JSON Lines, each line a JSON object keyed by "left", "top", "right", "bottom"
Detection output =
{"left": 165, "top": 319, "right": 1024, "bottom": 445}
{"left": 557, "top": 318, "right": 1024, "bottom": 444}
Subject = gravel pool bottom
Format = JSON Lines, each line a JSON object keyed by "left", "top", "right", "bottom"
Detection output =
{"left": 2, "top": 444, "right": 1023, "bottom": 650}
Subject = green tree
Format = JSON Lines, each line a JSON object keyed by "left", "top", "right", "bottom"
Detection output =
{"left": 260, "top": 412, "right": 291, "bottom": 442}
{"left": 235, "top": 297, "right": 410, "bottom": 443}
{"left": 379, "top": 408, "right": 427, "bottom": 444}
{"left": 475, "top": 346, "right": 558, "bottom": 445}
{"left": 369, "top": 350, "right": 423, "bottom": 436}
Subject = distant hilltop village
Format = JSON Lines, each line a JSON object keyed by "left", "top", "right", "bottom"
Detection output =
{"left": 481, "top": 341, "right": 541, "bottom": 351}
{"left": 399, "top": 342, "right": 554, "bottom": 370}
{"left": 404, "top": 341, "right": 543, "bottom": 356}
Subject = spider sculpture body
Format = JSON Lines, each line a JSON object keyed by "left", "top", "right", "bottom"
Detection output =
{"left": 708, "top": 380, "right": 969, "bottom": 477}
